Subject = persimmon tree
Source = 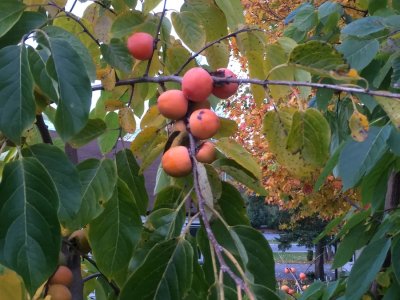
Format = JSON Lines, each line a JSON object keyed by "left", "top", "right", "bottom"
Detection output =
{"left": 1, "top": 1, "right": 400, "bottom": 300}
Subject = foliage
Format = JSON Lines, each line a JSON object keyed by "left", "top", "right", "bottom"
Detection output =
{"left": 0, "top": 0, "right": 400, "bottom": 299}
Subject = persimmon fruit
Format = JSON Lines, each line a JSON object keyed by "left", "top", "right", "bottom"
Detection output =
{"left": 288, "top": 288, "right": 295, "bottom": 295}
{"left": 162, "top": 146, "right": 192, "bottom": 177}
{"left": 69, "top": 229, "right": 90, "bottom": 254}
{"left": 290, "top": 267, "right": 296, "bottom": 273}
{"left": 127, "top": 32, "right": 154, "bottom": 60}
{"left": 196, "top": 141, "right": 216, "bottom": 164}
{"left": 284, "top": 267, "right": 290, "bottom": 274}
{"left": 157, "top": 90, "right": 188, "bottom": 119}
{"left": 47, "top": 284, "right": 72, "bottom": 300}
{"left": 182, "top": 67, "right": 213, "bottom": 102}
{"left": 280, "top": 285, "right": 290, "bottom": 292}
{"left": 212, "top": 68, "right": 239, "bottom": 99}
{"left": 189, "top": 109, "right": 220, "bottom": 140}
{"left": 299, "top": 272, "right": 306, "bottom": 280}
{"left": 48, "top": 266, "right": 73, "bottom": 287}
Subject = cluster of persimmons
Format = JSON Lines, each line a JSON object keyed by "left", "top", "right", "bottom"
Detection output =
{"left": 127, "top": 32, "right": 239, "bottom": 177}
{"left": 280, "top": 267, "right": 309, "bottom": 295}
{"left": 45, "top": 230, "right": 90, "bottom": 300}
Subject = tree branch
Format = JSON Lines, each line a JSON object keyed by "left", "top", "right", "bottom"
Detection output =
{"left": 174, "top": 28, "right": 262, "bottom": 75}
{"left": 35, "top": 114, "right": 53, "bottom": 144}
{"left": 91, "top": 75, "right": 400, "bottom": 100}
{"left": 144, "top": 0, "right": 167, "bottom": 77}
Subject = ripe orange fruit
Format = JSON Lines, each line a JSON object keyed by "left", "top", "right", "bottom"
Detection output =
{"left": 212, "top": 68, "right": 238, "bottom": 99}
{"left": 288, "top": 288, "right": 295, "bottom": 295}
{"left": 162, "top": 146, "right": 192, "bottom": 177}
{"left": 284, "top": 267, "right": 290, "bottom": 274}
{"left": 127, "top": 32, "right": 154, "bottom": 60}
{"left": 196, "top": 141, "right": 216, "bottom": 164}
{"left": 69, "top": 229, "right": 90, "bottom": 254}
{"left": 157, "top": 90, "right": 188, "bottom": 119}
{"left": 280, "top": 285, "right": 290, "bottom": 292}
{"left": 182, "top": 67, "right": 213, "bottom": 102}
{"left": 290, "top": 267, "right": 296, "bottom": 273}
{"left": 47, "top": 284, "right": 72, "bottom": 300}
{"left": 49, "top": 266, "right": 73, "bottom": 287}
{"left": 299, "top": 272, "right": 306, "bottom": 280}
{"left": 172, "top": 120, "right": 187, "bottom": 132}
{"left": 189, "top": 109, "right": 220, "bottom": 140}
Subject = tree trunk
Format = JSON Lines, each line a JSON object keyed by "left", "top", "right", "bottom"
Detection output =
{"left": 315, "top": 240, "right": 325, "bottom": 281}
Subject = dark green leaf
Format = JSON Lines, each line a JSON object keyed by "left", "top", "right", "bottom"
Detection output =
{"left": 0, "top": 45, "right": 35, "bottom": 144}
{"left": 298, "top": 281, "right": 325, "bottom": 300}
{"left": 0, "top": 1, "right": 25, "bottom": 38}
{"left": 89, "top": 179, "right": 142, "bottom": 286}
{"left": 153, "top": 186, "right": 183, "bottom": 211}
{"left": 98, "top": 112, "right": 119, "bottom": 154}
{"left": 120, "top": 239, "right": 193, "bottom": 300}
{"left": 341, "top": 16, "right": 387, "bottom": 38}
{"left": 313, "top": 215, "right": 345, "bottom": 244}
{"left": 0, "top": 158, "right": 60, "bottom": 296}
{"left": 21, "top": 144, "right": 82, "bottom": 229}
{"left": 338, "top": 126, "right": 391, "bottom": 190}
{"left": 45, "top": 38, "right": 91, "bottom": 141}
{"left": 100, "top": 38, "right": 133, "bottom": 73}
{"left": 345, "top": 238, "right": 391, "bottom": 300}
{"left": 392, "top": 236, "right": 400, "bottom": 284}
{"left": 217, "top": 182, "right": 250, "bottom": 226}
{"left": 116, "top": 149, "right": 149, "bottom": 215}
{"left": 69, "top": 119, "right": 107, "bottom": 148}
{"left": 293, "top": 4, "right": 318, "bottom": 32}
{"left": 337, "top": 39, "right": 379, "bottom": 71}
{"left": 111, "top": 11, "right": 145, "bottom": 38}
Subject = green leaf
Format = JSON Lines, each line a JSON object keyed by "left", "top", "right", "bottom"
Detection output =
{"left": 0, "top": 11, "right": 46, "bottom": 48}
{"left": 0, "top": 1, "right": 25, "bottom": 38}
{"left": 213, "top": 158, "right": 267, "bottom": 196}
{"left": 292, "top": 4, "right": 318, "bottom": 32}
{"left": 0, "top": 158, "right": 60, "bottom": 296}
{"left": 218, "top": 182, "right": 250, "bottom": 226}
{"left": 116, "top": 149, "right": 149, "bottom": 215}
{"left": 100, "top": 38, "right": 133, "bottom": 73}
{"left": 165, "top": 41, "right": 196, "bottom": 74}
{"left": 142, "top": 0, "right": 162, "bottom": 15}
{"left": 89, "top": 179, "right": 142, "bottom": 286}
{"left": 68, "top": 119, "right": 107, "bottom": 148}
{"left": 375, "top": 96, "right": 400, "bottom": 129}
{"left": 43, "top": 25, "right": 97, "bottom": 82}
{"left": 298, "top": 281, "right": 325, "bottom": 300}
{"left": 338, "top": 126, "right": 391, "bottom": 190}
{"left": 73, "top": 159, "right": 117, "bottom": 228}
{"left": 44, "top": 37, "right": 91, "bottom": 141}
{"left": 98, "top": 112, "right": 119, "bottom": 154}
{"left": 213, "top": 117, "right": 237, "bottom": 138}
{"left": 313, "top": 215, "right": 345, "bottom": 244}
{"left": 216, "top": 138, "right": 261, "bottom": 179}
{"left": 153, "top": 186, "right": 183, "bottom": 211}
{"left": 345, "top": 238, "right": 391, "bottom": 300}
{"left": 214, "top": 0, "right": 245, "bottom": 30}
{"left": 111, "top": 10, "right": 145, "bottom": 38}
{"left": 120, "top": 239, "right": 193, "bottom": 300}
{"left": 341, "top": 16, "right": 387, "bottom": 38}
{"left": 21, "top": 144, "right": 82, "bottom": 229}
{"left": 337, "top": 39, "right": 379, "bottom": 71}
{"left": 289, "top": 41, "right": 348, "bottom": 75}
{"left": 392, "top": 236, "right": 400, "bottom": 284}
{"left": 231, "top": 226, "right": 276, "bottom": 290}
{"left": 171, "top": 11, "right": 206, "bottom": 52}
{"left": 0, "top": 45, "right": 35, "bottom": 144}
{"left": 196, "top": 161, "right": 214, "bottom": 220}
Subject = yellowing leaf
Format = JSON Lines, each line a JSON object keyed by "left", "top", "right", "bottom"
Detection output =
{"left": 140, "top": 105, "right": 165, "bottom": 129}
{"left": 375, "top": 95, "right": 400, "bottom": 129}
{"left": 0, "top": 268, "right": 27, "bottom": 300}
{"left": 104, "top": 100, "right": 125, "bottom": 111}
{"left": 349, "top": 110, "right": 369, "bottom": 142}
{"left": 99, "top": 68, "right": 116, "bottom": 91}
{"left": 118, "top": 107, "right": 136, "bottom": 133}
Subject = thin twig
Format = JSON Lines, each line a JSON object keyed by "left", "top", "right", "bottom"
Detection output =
{"left": 93, "top": 0, "right": 117, "bottom": 15}
{"left": 91, "top": 75, "right": 400, "bottom": 100}
{"left": 82, "top": 272, "right": 101, "bottom": 283}
{"left": 144, "top": 0, "right": 167, "bottom": 77}
{"left": 69, "top": 0, "right": 78, "bottom": 12}
{"left": 189, "top": 133, "right": 255, "bottom": 300}
{"left": 175, "top": 28, "right": 262, "bottom": 75}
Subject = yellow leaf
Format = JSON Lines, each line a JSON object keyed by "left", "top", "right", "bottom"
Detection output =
{"left": 99, "top": 68, "right": 116, "bottom": 91}
{"left": 104, "top": 100, "right": 125, "bottom": 111}
{"left": 140, "top": 105, "right": 165, "bottom": 129}
{"left": 375, "top": 95, "right": 400, "bottom": 129}
{"left": 349, "top": 110, "right": 369, "bottom": 142}
{"left": 0, "top": 268, "right": 27, "bottom": 300}
{"left": 118, "top": 107, "right": 136, "bottom": 133}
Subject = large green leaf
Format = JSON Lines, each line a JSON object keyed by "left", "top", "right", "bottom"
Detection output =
{"left": 231, "top": 226, "right": 276, "bottom": 290}
{"left": 68, "top": 119, "right": 107, "bottom": 148}
{"left": 110, "top": 10, "right": 145, "bottom": 38}
{"left": 337, "top": 38, "right": 379, "bottom": 71}
{"left": 0, "top": 158, "right": 60, "bottom": 296}
{"left": 100, "top": 38, "right": 133, "bottom": 73}
{"left": 153, "top": 186, "right": 183, "bottom": 211}
{"left": 0, "top": 11, "right": 46, "bottom": 48}
{"left": 341, "top": 16, "right": 387, "bottom": 38}
{"left": 89, "top": 179, "right": 142, "bottom": 286}
{"left": 21, "top": 144, "right": 82, "bottom": 229}
{"left": 171, "top": 11, "right": 206, "bottom": 52}
{"left": 120, "top": 238, "right": 193, "bottom": 300}
{"left": 116, "top": 149, "right": 149, "bottom": 215}
{"left": 44, "top": 36, "right": 92, "bottom": 141}
{"left": 213, "top": 158, "right": 267, "bottom": 195}
{"left": 218, "top": 182, "right": 250, "bottom": 226}
{"left": 0, "top": 1, "right": 25, "bottom": 38}
{"left": 338, "top": 126, "right": 391, "bottom": 190}
{"left": 216, "top": 138, "right": 261, "bottom": 179}
{"left": 0, "top": 45, "right": 35, "bottom": 144}
{"left": 292, "top": 3, "right": 318, "bottom": 32}
{"left": 345, "top": 237, "right": 391, "bottom": 300}
{"left": 214, "top": 0, "right": 244, "bottom": 30}
{"left": 73, "top": 159, "right": 117, "bottom": 228}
